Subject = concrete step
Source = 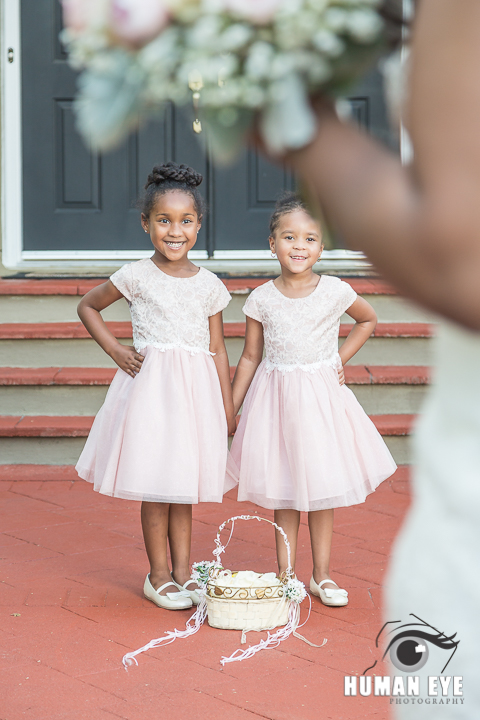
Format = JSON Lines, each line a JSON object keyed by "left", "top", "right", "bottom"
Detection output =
{"left": 0, "top": 368, "right": 114, "bottom": 416}
{"left": 0, "top": 277, "right": 437, "bottom": 324}
{"left": 0, "top": 321, "right": 435, "bottom": 367}
{"left": 0, "top": 366, "right": 430, "bottom": 416}
{"left": 345, "top": 365, "right": 429, "bottom": 414}
{"left": 0, "top": 292, "right": 434, "bottom": 324}
{"left": 0, "top": 413, "right": 414, "bottom": 466}
{"left": 0, "top": 320, "right": 435, "bottom": 339}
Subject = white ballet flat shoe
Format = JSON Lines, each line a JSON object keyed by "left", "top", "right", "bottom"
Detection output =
{"left": 144, "top": 574, "right": 193, "bottom": 610}
{"left": 310, "top": 576, "right": 348, "bottom": 607}
{"left": 171, "top": 573, "right": 201, "bottom": 605}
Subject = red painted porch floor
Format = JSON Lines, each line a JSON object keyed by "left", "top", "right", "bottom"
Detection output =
{"left": 0, "top": 467, "right": 410, "bottom": 720}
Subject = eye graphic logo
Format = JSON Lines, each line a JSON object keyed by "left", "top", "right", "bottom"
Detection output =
{"left": 363, "top": 614, "right": 460, "bottom": 675}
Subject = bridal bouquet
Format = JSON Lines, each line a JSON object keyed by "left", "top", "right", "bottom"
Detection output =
{"left": 62, "top": 0, "right": 388, "bottom": 163}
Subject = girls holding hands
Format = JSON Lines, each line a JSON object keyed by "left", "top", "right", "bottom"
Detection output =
{"left": 229, "top": 193, "right": 396, "bottom": 607}
{"left": 77, "top": 164, "right": 394, "bottom": 614}
{"left": 76, "top": 162, "right": 236, "bottom": 610}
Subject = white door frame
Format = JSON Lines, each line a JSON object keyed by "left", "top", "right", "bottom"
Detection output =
{"left": 1, "top": 0, "right": 23, "bottom": 270}
{"left": 1, "top": 0, "right": 373, "bottom": 274}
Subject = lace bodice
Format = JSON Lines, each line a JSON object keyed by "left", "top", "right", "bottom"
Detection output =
{"left": 243, "top": 276, "right": 357, "bottom": 371}
{"left": 110, "top": 259, "right": 231, "bottom": 354}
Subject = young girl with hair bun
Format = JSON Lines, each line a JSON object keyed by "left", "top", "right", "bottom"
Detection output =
{"left": 228, "top": 192, "right": 396, "bottom": 607}
{"left": 76, "top": 161, "right": 236, "bottom": 610}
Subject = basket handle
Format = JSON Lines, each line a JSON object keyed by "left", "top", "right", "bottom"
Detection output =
{"left": 212, "top": 515, "right": 293, "bottom": 579}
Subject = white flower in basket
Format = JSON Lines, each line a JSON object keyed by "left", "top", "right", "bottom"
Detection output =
{"left": 122, "top": 515, "right": 326, "bottom": 669}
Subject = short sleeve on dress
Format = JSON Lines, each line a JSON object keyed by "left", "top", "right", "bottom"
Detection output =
{"left": 208, "top": 278, "right": 231, "bottom": 317}
{"left": 338, "top": 280, "right": 357, "bottom": 315}
{"left": 110, "top": 263, "right": 134, "bottom": 302}
{"left": 242, "top": 292, "right": 262, "bottom": 322}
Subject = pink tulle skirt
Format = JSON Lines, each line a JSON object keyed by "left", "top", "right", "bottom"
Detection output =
{"left": 76, "top": 346, "right": 234, "bottom": 503}
{"left": 227, "top": 360, "right": 397, "bottom": 512}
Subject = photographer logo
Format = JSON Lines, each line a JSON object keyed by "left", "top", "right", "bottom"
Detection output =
{"left": 344, "top": 614, "right": 463, "bottom": 705}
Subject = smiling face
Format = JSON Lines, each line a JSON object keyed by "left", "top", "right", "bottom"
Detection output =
{"left": 141, "top": 190, "right": 201, "bottom": 263}
{"left": 269, "top": 209, "right": 323, "bottom": 275}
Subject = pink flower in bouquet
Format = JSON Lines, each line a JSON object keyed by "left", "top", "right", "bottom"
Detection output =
{"left": 224, "top": 0, "right": 283, "bottom": 25}
{"left": 62, "top": 0, "right": 109, "bottom": 32}
{"left": 111, "top": 0, "right": 170, "bottom": 46}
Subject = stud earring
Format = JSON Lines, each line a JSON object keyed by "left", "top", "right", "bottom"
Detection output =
{"left": 270, "top": 251, "right": 276, "bottom": 258}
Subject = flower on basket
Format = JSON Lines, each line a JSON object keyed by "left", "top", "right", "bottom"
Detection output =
{"left": 191, "top": 560, "right": 220, "bottom": 588}
{"left": 61, "top": 0, "right": 389, "bottom": 163}
{"left": 284, "top": 577, "right": 307, "bottom": 604}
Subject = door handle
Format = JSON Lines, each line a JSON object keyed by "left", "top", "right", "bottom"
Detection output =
{"left": 188, "top": 71, "right": 203, "bottom": 134}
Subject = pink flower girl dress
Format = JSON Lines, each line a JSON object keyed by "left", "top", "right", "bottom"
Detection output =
{"left": 228, "top": 276, "right": 397, "bottom": 511}
{"left": 76, "top": 258, "right": 235, "bottom": 503}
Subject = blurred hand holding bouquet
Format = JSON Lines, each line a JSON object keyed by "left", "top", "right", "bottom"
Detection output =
{"left": 62, "top": 0, "right": 389, "bottom": 163}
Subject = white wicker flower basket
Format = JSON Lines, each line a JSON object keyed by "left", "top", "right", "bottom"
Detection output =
{"left": 122, "top": 515, "right": 324, "bottom": 670}
{"left": 205, "top": 516, "right": 293, "bottom": 632}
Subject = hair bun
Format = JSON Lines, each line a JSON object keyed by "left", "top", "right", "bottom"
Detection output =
{"left": 145, "top": 161, "right": 203, "bottom": 190}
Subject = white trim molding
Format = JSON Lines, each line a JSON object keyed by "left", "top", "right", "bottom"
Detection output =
{"left": 212, "top": 249, "right": 371, "bottom": 272}
{"left": 21, "top": 250, "right": 209, "bottom": 262}
{"left": 203, "top": 250, "right": 372, "bottom": 277}
{"left": 1, "top": 0, "right": 23, "bottom": 270}
{"left": 16, "top": 249, "right": 370, "bottom": 276}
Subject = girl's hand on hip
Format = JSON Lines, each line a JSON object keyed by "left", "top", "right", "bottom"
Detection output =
{"left": 337, "top": 365, "right": 345, "bottom": 386}
{"left": 110, "top": 344, "right": 144, "bottom": 378}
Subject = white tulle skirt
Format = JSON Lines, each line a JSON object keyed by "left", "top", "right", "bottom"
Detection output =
{"left": 76, "top": 346, "right": 235, "bottom": 503}
{"left": 227, "top": 359, "right": 397, "bottom": 512}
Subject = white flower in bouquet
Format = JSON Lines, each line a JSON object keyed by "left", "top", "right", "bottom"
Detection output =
{"left": 61, "top": 0, "right": 388, "bottom": 161}
{"left": 313, "top": 29, "right": 345, "bottom": 57}
{"left": 61, "top": 0, "right": 111, "bottom": 67}
{"left": 323, "top": 7, "right": 350, "bottom": 33}
{"left": 244, "top": 41, "right": 275, "bottom": 80}
{"left": 346, "top": 9, "right": 384, "bottom": 42}
{"left": 62, "top": 0, "right": 110, "bottom": 33}
{"left": 218, "top": 23, "right": 254, "bottom": 52}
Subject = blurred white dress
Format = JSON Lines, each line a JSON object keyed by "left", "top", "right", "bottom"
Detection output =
{"left": 387, "top": 322, "right": 480, "bottom": 715}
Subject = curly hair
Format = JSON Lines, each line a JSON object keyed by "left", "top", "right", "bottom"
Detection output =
{"left": 139, "top": 161, "right": 206, "bottom": 219}
{"left": 269, "top": 191, "right": 309, "bottom": 236}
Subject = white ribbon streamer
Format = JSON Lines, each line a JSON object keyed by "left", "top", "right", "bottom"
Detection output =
{"left": 220, "top": 594, "right": 327, "bottom": 666}
{"left": 122, "top": 594, "right": 208, "bottom": 670}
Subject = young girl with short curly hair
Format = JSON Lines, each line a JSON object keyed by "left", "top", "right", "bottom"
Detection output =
{"left": 229, "top": 192, "right": 396, "bottom": 606}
